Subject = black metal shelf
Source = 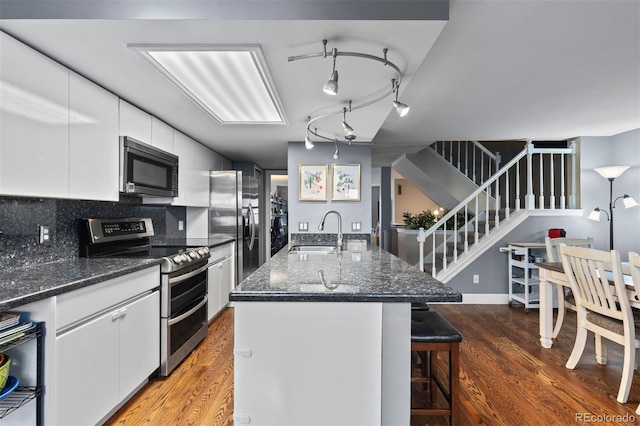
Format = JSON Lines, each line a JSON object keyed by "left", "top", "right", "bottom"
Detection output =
{"left": 0, "top": 322, "right": 45, "bottom": 425}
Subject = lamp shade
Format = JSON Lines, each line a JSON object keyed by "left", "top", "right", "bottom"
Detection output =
{"left": 587, "top": 208, "right": 602, "bottom": 221}
{"left": 594, "top": 165, "right": 630, "bottom": 179}
{"left": 623, "top": 194, "right": 639, "bottom": 208}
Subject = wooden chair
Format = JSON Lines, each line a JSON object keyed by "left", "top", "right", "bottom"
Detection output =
{"left": 544, "top": 237, "right": 594, "bottom": 338}
{"left": 411, "top": 310, "right": 462, "bottom": 425}
{"left": 560, "top": 245, "right": 639, "bottom": 403}
{"left": 628, "top": 252, "right": 640, "bottom": 415}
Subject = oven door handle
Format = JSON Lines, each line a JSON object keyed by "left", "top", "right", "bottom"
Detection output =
{"left": 168, "top": 295, "right": 208, "bottom": 326}
{"left": 168, "top": 263, "right": 209, "bottom": 284}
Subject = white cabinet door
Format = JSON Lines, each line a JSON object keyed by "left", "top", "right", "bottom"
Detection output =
{"left": 219, "top": 256, "right": 233, "bottom": 307}
{"left": 172, "top": 131, "right": 210, "bottom": 207}
{"left": 69, "top": 72, "right": 119, "bottom": 201}
{"left": 0, "top": 32, "right": 70, "bottom": 198}
{"left": 151, "top": 116, "right": 174, "bottom": 152}
{"left": 207, "top": 263, "right": 222, "bottom": 321}
{"left": 56, "top": 310, "right": 120, "bottom": 426}
{"left": 119, "top": 291, "right": 160, "bottom": 398}
{"left": 119, "top": 99, "right": 151, "bottom": 143}
{"left": 208, "top": 252, "right": 233, "bottom": 320}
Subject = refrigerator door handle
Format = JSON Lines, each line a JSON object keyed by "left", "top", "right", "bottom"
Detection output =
{"left": 247, "top": 203, "right": 256, "bottom": 251}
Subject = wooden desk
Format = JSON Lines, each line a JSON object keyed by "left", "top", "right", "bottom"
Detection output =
{"left": 537, "top": 262, "right": 635, "bottom": 349}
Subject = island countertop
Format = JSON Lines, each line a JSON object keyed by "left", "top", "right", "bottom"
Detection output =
{"left": 230, "top": 244, "right": 462, "bottom": 303}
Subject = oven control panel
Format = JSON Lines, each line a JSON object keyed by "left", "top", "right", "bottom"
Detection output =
{"left": 168, "top": 247, "right": 210, "bottom": 267}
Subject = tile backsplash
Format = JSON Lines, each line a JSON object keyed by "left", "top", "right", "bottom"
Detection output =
{"left": 0, "top": 196, "right": 186, "bottom": 269}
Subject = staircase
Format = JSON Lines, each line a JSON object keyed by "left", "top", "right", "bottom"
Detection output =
{"left": 396, "top": 140, "right": 579, "bottom": 282}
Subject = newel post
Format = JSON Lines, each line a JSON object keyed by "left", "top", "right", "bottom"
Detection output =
{"left": 525, "top": 140, "right": 536, "bottom": 209}
{"left": 417, "top": 227, "right": 426, "bottom": 272}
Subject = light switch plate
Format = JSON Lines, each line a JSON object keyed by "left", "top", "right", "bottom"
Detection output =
{"left": 351, "top": 222, "right": 362, "bottom": 232}
{"left": 298, "top": 222, "right": 309, "bottom": 231}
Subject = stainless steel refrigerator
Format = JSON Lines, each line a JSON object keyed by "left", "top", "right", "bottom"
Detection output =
{"left": 209, "top": 171, "right": 261, "bottom": 284}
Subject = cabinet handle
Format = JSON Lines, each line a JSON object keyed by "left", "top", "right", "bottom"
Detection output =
{"left": 112, "top": 311, "right": 121, "bottom": 321}
{"left": 234, "top": 348, "right": 252, "bottom": 357}
{"left": 120, "top": 307, "right": 128, "bottom": 318}
{"left": 234, "top": 415, "right": 251, "bottom": 424}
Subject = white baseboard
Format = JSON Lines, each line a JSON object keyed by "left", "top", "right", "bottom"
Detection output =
{"left": 430, "top": 293, "right": 511, "bottom": 304}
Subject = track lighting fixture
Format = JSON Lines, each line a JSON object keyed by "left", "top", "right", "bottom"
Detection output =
{"left": 342, "top": 102, "right": 354, "bottom": 136}
{"left": 392, "top": 79, "right": 410, "bottom": 117}
{"left": 323, "top": 46, "right": 339, "bottom": 96}
{"left": 289, "top": 39, "right": 409, "bottom": 152}
{"left": 333, "top": 141, "right": 340, "bottom": 160}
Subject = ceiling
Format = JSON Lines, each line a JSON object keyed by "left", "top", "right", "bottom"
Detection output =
{"left": 1, "top": 0, "right": 638, "bottom": 170}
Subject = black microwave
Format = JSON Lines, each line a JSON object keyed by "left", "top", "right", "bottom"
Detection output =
{"left": 119, "top": 136, "right": 179, "bottom": 197}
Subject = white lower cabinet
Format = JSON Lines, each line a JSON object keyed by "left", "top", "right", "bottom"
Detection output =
{"left": 55, "top": 267, "right": 160, "bottom": 426}
{"left": 56, "top": 306, "right": 120, "bottom": 426}
{"left": 207, "top": 243, "right": 235, "bottom": 321}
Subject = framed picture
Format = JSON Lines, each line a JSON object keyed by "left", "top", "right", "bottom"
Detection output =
{"left": 299, "top": 164, "right": 328, "bottom": 201}
{"left": 332, "top": 163, "right": 360, "bottom": 201}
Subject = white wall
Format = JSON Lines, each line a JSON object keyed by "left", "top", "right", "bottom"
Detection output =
{"left": 287, "top": 142, "right": 372, "bottom": 237}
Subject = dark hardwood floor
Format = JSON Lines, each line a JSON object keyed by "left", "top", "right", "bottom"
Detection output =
{"left": 106, "top": 304, "right": 640, "bottom": 425}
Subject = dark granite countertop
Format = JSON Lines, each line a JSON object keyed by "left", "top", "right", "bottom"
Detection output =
{"left": 0, "top": 258, "right": 161, "bottom": 311}
{"left": 151, "top": 237, "right": 235, "bottom": 248}
{"left": 230, "top": 244, "right": 462, "bottom": 303}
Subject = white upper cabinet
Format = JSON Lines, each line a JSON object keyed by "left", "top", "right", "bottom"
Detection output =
{"left": 69, "top": 72, "right": 119, "bottom": 201}
{"left": 151, "top": 117, "right": 174, "bottom": 153}
{"left": 118, "top": 100, "right": 151, "bottom": 144}
{"left": 172, "top": 131, "right": 211, "bottom": 207}
{"left": 0, "top": 32, "right": 70, "bottom": 198}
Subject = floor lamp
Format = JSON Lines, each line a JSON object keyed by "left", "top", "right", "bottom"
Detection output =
{"left": 587, "top": 166, "right": 639, "bottom": 250}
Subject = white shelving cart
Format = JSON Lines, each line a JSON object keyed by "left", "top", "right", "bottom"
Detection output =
{"left": 501, "top": 242, "right": 547, "bottom": 312}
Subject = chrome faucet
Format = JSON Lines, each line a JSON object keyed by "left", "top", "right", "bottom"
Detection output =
{"left": 318, "top": 210, "right": 343, "bottom": 251}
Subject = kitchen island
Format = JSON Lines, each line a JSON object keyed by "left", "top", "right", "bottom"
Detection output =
{"left": 230, "top": 241, "right": 462, "bottom": 425}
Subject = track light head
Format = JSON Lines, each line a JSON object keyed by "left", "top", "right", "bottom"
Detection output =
{"left": 393, "top": 100, "right": 410, "bottom": 117}
{"left": 342, "top": 105, "right": 354, "bottom": 136}
{"left": 333, "top": 144, "right": 340, "bottom": 160}
{"left": 342, "top": 120, "right": 354, "bottom": 136}
{"left": 392, "top": 79, "right": 410, "bottom": 117}
{"left": 304, "top": 134, "right": 314, "bottom": 149}
{"left": 323, "top": 50, "right": 339, "bottom": 95}
{"left": 323, "top": 70, "right": 338, "bottom": 95}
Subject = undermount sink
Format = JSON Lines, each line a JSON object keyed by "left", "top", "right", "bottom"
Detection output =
{"left": 288, "top": 245, "right": 337, "bottom": 254}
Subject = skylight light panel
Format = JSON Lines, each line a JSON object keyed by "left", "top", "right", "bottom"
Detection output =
{"left": 130, "top": 45, "right": 286, "bottom": 125}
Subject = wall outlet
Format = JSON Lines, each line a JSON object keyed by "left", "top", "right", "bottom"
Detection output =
{"left": 473, "top": 274, "right": 480, "bottom": 284}
{"left": 178, "top": 220, "right": 184, "bottom": 231}
{"left": 38, "top": 225, "right": 51, "bottom": 244}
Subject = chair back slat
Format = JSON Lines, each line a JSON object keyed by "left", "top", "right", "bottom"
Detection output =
{"left": 560, "top": 245, "right": 628, "bottom": 323}
{"left": 545, "top": 237, "right": 594, "bottom": 262}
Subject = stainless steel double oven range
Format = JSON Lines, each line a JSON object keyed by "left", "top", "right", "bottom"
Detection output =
{"left": 80, "top": 217, "right": 210, "bottom": 377}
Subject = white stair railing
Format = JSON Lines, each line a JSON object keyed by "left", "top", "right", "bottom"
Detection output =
{"left": 431, "top": 141, "right": 501, "bottom": 186}
{"left": 420, "top": 140, "right": 576, "bottom": 277}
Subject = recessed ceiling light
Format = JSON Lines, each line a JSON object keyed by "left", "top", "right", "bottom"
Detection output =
{"left": 129, "top": 44, "right": 287, "bottom": 125}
